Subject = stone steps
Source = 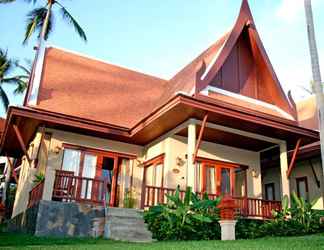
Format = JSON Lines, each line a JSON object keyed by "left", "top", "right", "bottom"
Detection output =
{"left": 104, "top": 207, "right": 153, "bottom": 242}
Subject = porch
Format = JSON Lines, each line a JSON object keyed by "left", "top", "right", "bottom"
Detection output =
{"left": 28, "top": 169, "right": 282, "bottom": 219}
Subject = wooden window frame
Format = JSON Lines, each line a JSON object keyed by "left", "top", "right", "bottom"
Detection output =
{"left": 195, "top": 157, "right": 247, "bottom": 197}
{"left": 142, "top": 154, "right": 165, "bottom": 188}
{"left": 296, "top": 176, "right": 309, "bottom": 201}
{"left": 60, "top": 143, "right": 136, "bottom": 206}
{"left": 265, "top": 183, "right": 276, "bottom": 201}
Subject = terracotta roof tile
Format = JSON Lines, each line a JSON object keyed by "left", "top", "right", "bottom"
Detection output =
{"left": 36, "top": 47, "right": 168, "bottom": 128}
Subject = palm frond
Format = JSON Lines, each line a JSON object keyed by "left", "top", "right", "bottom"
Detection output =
{"left": 0, "top": 0, "right": 16, "bottom": 3}
{"left": 23, "top": 7, "right": 47, "bottom": 44}
{"left": 57, "top": 2, "right": 87, "bottom": 42}
{"left": 0, "top": 0, "right": 37, "bottom": 3}
{"left": 43, "top": 8, "right": 54, "bottom": 40}
{"left": 0, "top": 86, "right": 9, "bottom": 111}
{"left": 0, "top": 49, "right": 13, "bottom": 77}
{"left": 14, "top": 80, "right": 28, "bottom": 94}
{"left": 14, "top": 61, "right": 31, "bottom": 75}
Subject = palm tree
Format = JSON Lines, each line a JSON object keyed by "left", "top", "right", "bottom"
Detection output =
{"left": 0, "top": 49, "right": 30, "bottom": 111}
{"left": 304, "top": 0, "right": 324, "bottom": 206}
{"left": 0, "top": 0, "right": 87, "bottom": 44}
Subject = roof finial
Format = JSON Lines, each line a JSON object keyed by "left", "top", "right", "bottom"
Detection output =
{"left": 238, "top": 0, "right": 255, "bottom": 25}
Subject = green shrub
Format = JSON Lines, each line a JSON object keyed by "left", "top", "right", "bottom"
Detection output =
{"left": 260, "top": 193, "right": 324, "bottom": 237}
{"left": 123, "top": 188, "right": 136, "bottom": 208}
{"left": 235, "top": 219, "right": 265, "bottom": 239}
{"left": 144, "top": 186, "right": 221, "bottom": 241}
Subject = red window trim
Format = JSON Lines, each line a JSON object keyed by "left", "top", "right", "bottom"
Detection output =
{"left": 195, "top": 157, "right": 248, "bottom": 197}
{"left": 195, "top": 156, "right": 247, "bottom": 169}
{"left": 62, "top": 143, "right": 137, "bottom": 159}
{"left": 143, "top": 153, "right": 165, "bottom": 168}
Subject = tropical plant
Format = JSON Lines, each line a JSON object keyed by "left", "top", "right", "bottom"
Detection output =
{"left": 0, "top": 0, "right": 87, "bottom": 44}
{"left": 33, "top": 173, "right": 45, "bottom": 184}
{"left": 144, "top": 186, "right": 221, "bottom": 241}
{"left": 290, "top": 192, "right": 319, "bottom": 232}
{"left": 272, "top": 194, "right": 290, "bottom": 221}
{"left": 123, "top": 188, "right": 136, "bottom": 209}
{"left": 0, "top": 49, "right": 30, "bottom": 111}
{"left": 261, "top": 193, "right": 324, "bottom": 237}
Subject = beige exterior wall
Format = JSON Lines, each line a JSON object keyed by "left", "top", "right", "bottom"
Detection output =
{"left": 42, "top": 129, "right": 144, "bottom": 207}
{"left": 12, "top": 129, "right": 47, "bottom": 217}
{"left": 14, "top": 122, "right": 289, "bottom": 215}
{"left": 262, "top": 157, "right": 323, "bottom": 209}
{"left": 163, "top": 136, "right": 262, "bottom": 198}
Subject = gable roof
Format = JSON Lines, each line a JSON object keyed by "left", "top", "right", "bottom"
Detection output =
{"left": 35, "top": 47, "right": 168, "bottom": 128}
{"left": 194, "top": 0, "right": 296, "bottom": 119}
{"left": 26, "top": 0, "right": 298, "bottom": 129}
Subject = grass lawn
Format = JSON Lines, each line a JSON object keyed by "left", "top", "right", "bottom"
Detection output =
{"left": 0, "top": 233, "right": 324, "bottom": 250}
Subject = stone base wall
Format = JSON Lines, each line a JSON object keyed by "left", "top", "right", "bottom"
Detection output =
{"left": 7, "top": 203, "right": 39, "bottom": 234}
{"left": 8, "top": 200, "right": 105, "bottom": 237}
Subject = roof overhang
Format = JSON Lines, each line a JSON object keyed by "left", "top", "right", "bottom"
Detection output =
{"left": 1, "top": 93, "right": 319, "bottom": 158}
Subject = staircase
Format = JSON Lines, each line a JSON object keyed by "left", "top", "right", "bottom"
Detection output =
{"left": 104, "top": 207, "right": 153, "bottom": 242}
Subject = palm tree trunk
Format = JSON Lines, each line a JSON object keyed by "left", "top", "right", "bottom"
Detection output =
{"left": 304, "top": 0, "right": 324, "bottom": 206}
{"left": 40, "top": 0, "right": 53, "bottom": 42}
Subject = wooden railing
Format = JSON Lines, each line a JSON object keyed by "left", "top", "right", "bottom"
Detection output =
{"left": 141, "top": 185, "right": 281, "bottom": 219}
{"left": 28, "top": 180, "right": 45, "bottom": 208}
{"left": 52, "top": 170, "right": 107, "bottom": 205}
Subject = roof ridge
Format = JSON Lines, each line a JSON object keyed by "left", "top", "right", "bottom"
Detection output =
{"left": 47, "top": 45, "right": 168, "bottom": 83}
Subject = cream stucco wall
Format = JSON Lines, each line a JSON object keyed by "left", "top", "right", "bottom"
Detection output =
{"left": 262, "top": 158, "right": 323, "bottom": 209}
{"left": 163, "top": 135, "right": 262, "bottom": 198}
{"left": 42, "top": 129, "right": 144, "bottom": 207}
{"left": 13, "top": 123, "right": 281, "bottom": 214}
{"left": 12, "top": 130, "right": 46, "bottom": 217}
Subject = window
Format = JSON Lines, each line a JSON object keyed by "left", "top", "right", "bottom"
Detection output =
{"left": 296, "top": 177, "right": 309, "bottom": 202}
{"left": 60, "top": 144, "right": 134, "bottom": 206}
{"left": 265, "top": 183, "right": 275, "bottom": 201}
{"left": 62, "top": 148, "right": 81, "bottom": 176}
{"left": 195, "top": 157, "right": 243, "bottom": 196}
{"left": 144, "top": 154, "right": 164, "bottom": 188}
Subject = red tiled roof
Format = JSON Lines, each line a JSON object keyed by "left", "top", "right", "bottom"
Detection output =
{"left": 35, "top": 33, "right": 229, "bottom": 128}
{"left": 37, "top": 48, "right": 168, "bottom": 128}
{"left": 30, "top": 0, "right": 298, "bottom": 128}
{"left": 158, "top": 33, "right": 229, "bottom": 105}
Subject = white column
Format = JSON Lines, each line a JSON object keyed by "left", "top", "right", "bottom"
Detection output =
{"left": 187, "top": 122, "right": 196, "bottom": 191}
{"left": 42, "top": 167, "right": 55, "bottom": 201}
{"left": 219, "top": 220, "right": 237, "bottom": 241}
{"left": 279, "top": 141, "right": 290, "bottom": 202}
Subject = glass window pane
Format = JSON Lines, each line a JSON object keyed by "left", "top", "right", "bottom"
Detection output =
{"left": 62, "top": 149, "right": 81, "bottom": 176}
{"left": 81, "top": 154, "right": 97, "bottom": 199}
{"left": 206, "top": 167, "right": 216, "bottom": 194}
{"left": 221, "top": 168, "right": 231, "bottom": 195}
{"left": 195, "top": 163, "right": 201, "bottom": 192}
{"left": 298, "top": 180, "right": 307, "bottom": 201}
{"left": 234, "top": 168, "right": 246, "bottom": 197}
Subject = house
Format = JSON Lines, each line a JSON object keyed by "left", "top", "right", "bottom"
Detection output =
{"left": 0, "top": 0, "right": 322, "bottom": 238}
{"left": 262, "top": 95, "right": 323, "bottom": 208}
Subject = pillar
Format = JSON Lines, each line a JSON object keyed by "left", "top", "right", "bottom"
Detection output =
{"left": 279, "top": 141, "right": 290, "bottom": 202}
{"left": 42, "top": 167, "right": 56, "bottom": 201}
{"left": 187, "top": 122, "right": 196, "bottom": 191}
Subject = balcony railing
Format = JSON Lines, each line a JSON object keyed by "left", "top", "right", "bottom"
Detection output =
{"left": 52, "top": 170, "right": 107, "bottom": 205}
{"left": 141, "top": 185, "right": 281, "bottom": 219}
{"left": 28, "top": 180, "right": 45, "bottom": 208}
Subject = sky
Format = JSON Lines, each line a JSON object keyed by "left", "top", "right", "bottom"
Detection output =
{"left": 0, "top": 0, "right": 324, "bottom": 117}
